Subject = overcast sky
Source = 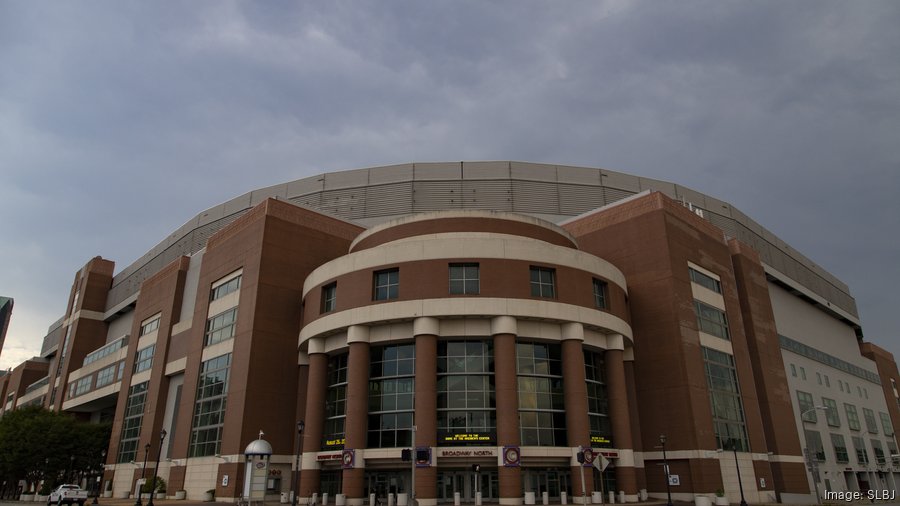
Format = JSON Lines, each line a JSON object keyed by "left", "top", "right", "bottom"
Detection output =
{"left": 1, "top": 1, "right": 898, "bottom": 371}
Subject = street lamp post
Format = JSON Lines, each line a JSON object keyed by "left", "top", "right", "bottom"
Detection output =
{"left": 727, "top": 439, "right": 748, "bottom": 506}
{"left": 147, "top": 430, "right": 167, "bottom": 506}
{"left": 134, "top": 443, "right": 150, "bottom": 506}
{"left": 801, "top": 406, "right": 828, "bottom": 505}
{"left": 291, "top": 420, "right": 305, "bottom": 506}
{"left": 659, "top": 434, "right": 672, "bottom": 506}
{"left": 92, "top": 450, "right": 106, "bottom": 505}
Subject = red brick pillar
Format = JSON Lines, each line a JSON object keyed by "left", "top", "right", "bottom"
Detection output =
{"left": 413, "top": 318, "right": 439, "bottom": 506}
{"left": 492, "top": 316, "right": 522, "bottom": 506}
{"left": 342, "top": 326, "right": 371, "bottom": 505}
{"left": 299, "top": 340, "right": 328, "bottom": 499}
{"left": 561, "top": 323, "right": 594, "bottom": 503}
{"left": 606, "top": 334, "right": 638, "bottom": 502}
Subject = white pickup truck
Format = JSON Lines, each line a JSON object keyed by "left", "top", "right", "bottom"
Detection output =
{"left": 47, "top": 484, "right": 88, "bottom": 506}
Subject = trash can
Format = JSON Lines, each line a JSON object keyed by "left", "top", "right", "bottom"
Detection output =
{"left": 281, "top": 493, "right": 290, "bottom": 504}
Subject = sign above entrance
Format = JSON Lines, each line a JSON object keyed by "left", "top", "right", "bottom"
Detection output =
{"left": 442, "top": 433, "right": 493, "bottom": 444}
{"left": 438, "top": 448, "right": 498, "bottom": 458}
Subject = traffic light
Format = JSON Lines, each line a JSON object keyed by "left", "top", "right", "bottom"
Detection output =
{"left": 401, "top": 449, "right": 411, "bottom": 462}
{"left": 471, "top": 464, "right": 480, "bottom": 473}
{"left": 416, "top": 448, "right": 430, "bottom": 465}
{"left": 576, "top": 452, "right": 585, "bottom": 464}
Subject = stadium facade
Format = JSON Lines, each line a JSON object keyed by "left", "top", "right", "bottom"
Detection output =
{"left": 1, "top": 161, "right": 898, "bottom": 505}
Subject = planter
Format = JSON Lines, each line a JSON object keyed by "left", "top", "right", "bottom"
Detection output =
{"left": 175, "top": 491, "right": 186, "bottom": 500}
{"left": 156, "top": 492, "right": 166, "bottom": 499}
{"left": 34, "top": 495, "right": 48, "bottom": 502}
{"left": 103, "top": 491, "right": 112, "bottom": 498}
{"left": 714, "top": 497, "right": 729, "bottom": 506}
{"left": 203, "top": 491, "right": 215, "bottom": 502}
{"left": 694, "top": 496, "right": 711, "bottom": 506}
{"left": 19, "top": 494, "right": 35, "bottom": 502}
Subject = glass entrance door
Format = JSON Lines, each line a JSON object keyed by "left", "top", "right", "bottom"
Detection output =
{"left": 523, "top": 469, "right": 571, "bottom": 500}
{"left": 437, "top": 469, "right": 498, "bottom": 503}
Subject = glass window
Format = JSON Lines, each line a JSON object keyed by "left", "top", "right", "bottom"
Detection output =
{"left": 140, "top": 315, "right": 161, "bottom": 336}
{"left": 689, "top": 267, "right": 722, "bottom": 293}
{"left": 449, "top": 263, "right": 480, "bottom": 295}
{"left": 703, "top": 347, "right": 749, "bottom": 451}
{"left": 74, "top": 376, "right": 92, "bottom": 396}
{"left": 211, "top": 274, "right": 241, "bottom": 301}
{"left": 95, "top": 364, "right": 117, "bottom": 388}
{"left": 529, "top": 267, "right": 556, "bottom": 298}
{"left": 831, "top": 433, "right": 849, "bottom": 463}
{"left": 872, "top": 439, "right": 885, "bottom": 465}
{"left": 800, "top": 367, "right": 806, "bottom": 380}
{"left": 373, "top": 269, "right": 399, "bottom": 301}
{"left": 822, "top": 398, "right": 840, "bottom": 427}
{"left": 592, "top": 279, "right": 609, "bottom": 309}
{"left": 437, "top": 340, "right": 495, "bottom": 446}
{"left": 879, "top": 412, "right": 894, "bottom": 436}
{"left": 133, "top": 344, "right": 155, "bottom": 374}
{"left": 804, "top": 430, "right": 825, "bottom": 462}
{"left": 205, "top": 308, "right": 238, "bottom": 346}
{"left": 824, "top": 375, "right": 830, "bottom": 388}
{"left": 117, "top": 382, "right": 148, "bottom": 463}
{"left": 517, "top": 342, "right": 565, "bottom": 446}
{"left": 368, "top": 344, "right": 415, "bottom": 448}
{"left": 585, "top": 350, "right": 611, "bottom": 447}
{"left": 852, "top": 436, "right": 868, "bottom": 464}
{"left": 189, "top": 354, "right": 232, "bottom": 457}
{"left": 321, "top": 283, "right": 337, "bottom": 313}
{"left": 694, "top": 300, "right": 730, "bottom": 340}
{"left": 863, "top": 408, "right": 879, "bottom": 434}
{"left": 790, "top": 364, "right": 796, "bottom": 377}
{"left": 797, "top": 391, "right": 816, "bottom": 423}
{"left": 84, "top": 337, "right": 127, "bottom": 366}
{"left": 845, "top": 404, "right": 861, "bottom": 431}
{"left": 816, "top": 372, "right": 822, "bottom": 385}
{"left": 322, "top": 354, "right": 348, "bottom": 450}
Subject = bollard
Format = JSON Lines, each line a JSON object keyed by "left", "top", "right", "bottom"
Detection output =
{"left": 369, "top": 493, "right": 376, "bottom": 506}
{"left": 542, "top": 492, "right": 549, "bottom": 505}
{"left": 560, "top": 492, "right": 567, "bottom": 505}
{"left": 453, "top": 492, "right": 460, "bottom": 506}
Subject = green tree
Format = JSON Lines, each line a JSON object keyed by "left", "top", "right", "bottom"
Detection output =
{"left": 0, "top": 406, "right": 110, "bottom": 493}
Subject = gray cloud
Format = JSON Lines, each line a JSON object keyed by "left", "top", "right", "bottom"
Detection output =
{"left": 1, "top": 0, "right": 899, "bottom": 367}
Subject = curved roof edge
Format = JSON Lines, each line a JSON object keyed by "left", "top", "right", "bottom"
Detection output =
{"left": 103, "top": 161, "right": 858, "bottom": 323}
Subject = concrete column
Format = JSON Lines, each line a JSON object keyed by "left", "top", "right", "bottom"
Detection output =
{"left": 343, "top": 327, "right": 371, "bottom": 504}
{"left": 414, "top": 317, "right": 439, "bottom": 506}
{"left": 605, "top": 334, "right": 638, "bottom": 502}
{"left": 561, "top": 323, "right": 594, "bottom": 498}
{"left": 492, "top": 316, "right": 522, "bottom": 506}
{"left": 300, "top": 338, "right": 328, "bottom": 498}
